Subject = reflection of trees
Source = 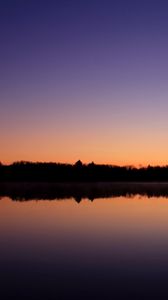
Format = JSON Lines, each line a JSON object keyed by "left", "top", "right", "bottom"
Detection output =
{"left": 1, "top": 182, "right": 168, "bottom": 202}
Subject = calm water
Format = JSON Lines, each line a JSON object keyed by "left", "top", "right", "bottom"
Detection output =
{"left": 1, "top": 192, "right": 168, "bottom": 299}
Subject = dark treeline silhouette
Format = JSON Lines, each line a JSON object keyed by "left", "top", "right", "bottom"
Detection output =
{"left": 1, "top": 182, "right": 168, "bottom": 202}
{"left": 1, "top": 160, "right": 168, "bottom": 182}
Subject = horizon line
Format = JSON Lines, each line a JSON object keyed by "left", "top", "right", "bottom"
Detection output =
{"left": 1, "top": 160, "right": 168, "bottom": 169}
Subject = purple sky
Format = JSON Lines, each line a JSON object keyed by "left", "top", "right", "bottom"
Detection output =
{"left": 1, "top": 0, "right": 168, "bottom": 165}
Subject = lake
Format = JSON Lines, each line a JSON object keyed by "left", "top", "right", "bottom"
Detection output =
{"left": 1, "top": 183, "right": 168, "bottom": 299}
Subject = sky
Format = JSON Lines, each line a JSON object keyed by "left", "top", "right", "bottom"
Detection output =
{"left": 1, "top": 0, "right": 168, "bottom": 166}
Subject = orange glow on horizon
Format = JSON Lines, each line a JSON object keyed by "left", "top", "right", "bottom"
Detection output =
{"left": 1, "top": 119, "right": 168, "bottom": 167}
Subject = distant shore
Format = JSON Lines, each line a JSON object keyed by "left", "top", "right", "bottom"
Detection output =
{"left": 1, "top": 161, "right": 168, "bottom": 183}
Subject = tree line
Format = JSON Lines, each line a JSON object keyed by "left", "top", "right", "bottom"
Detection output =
{"left": 1, "top": 160, "right": 168, "bottom": 182}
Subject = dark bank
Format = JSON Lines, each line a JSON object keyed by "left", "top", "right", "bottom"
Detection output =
{"left": 1, "top": 160, "right": 168, "bottom": 182}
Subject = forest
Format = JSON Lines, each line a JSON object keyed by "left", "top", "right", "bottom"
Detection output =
{"left": 1, "top": 160, "right": 168, "bottom": 182}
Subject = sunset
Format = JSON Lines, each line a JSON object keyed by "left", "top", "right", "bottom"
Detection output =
{"left": 1, "top": 1, "right": 168, "bottom": 166}
{"left": 1, "top": 1, "right": 168, "bottom": 299}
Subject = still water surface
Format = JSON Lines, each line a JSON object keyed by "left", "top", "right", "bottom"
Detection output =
{"left": 1, "top": 194, "right": 168, "bottom": 299}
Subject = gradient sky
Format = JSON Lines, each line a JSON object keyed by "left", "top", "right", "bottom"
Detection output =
{"left": 1, "top": 0, "right": 168, "bottom": 166}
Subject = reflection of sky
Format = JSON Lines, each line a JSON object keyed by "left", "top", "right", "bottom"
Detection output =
{"left": 1, "top": 196, "right": 168, "bottom": 265}
{"left": 1, "top": 1, "right": 168, "bottom": 165}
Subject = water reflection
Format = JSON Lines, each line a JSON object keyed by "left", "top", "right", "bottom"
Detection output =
{"left": 1, "top": 186, "right": 168, "bottom": 299}
{"left": 1, "top": 182, "right": 168, "bottom": 202}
